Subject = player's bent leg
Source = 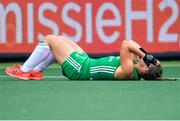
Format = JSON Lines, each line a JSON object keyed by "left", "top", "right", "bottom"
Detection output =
{"left": 21, "top": 41, "right": 51, "bottom": 72}
{"left": 6, "top": 34, "right": 76, "bottom": 80}
{"left": 45, "top": 35, "right": 76, "bottom": 64}
{"left": 33, "top": 51, "right": 55, "bottom": 71}
{"left": 5, "top": 40, "right": 51, "bottom": 80}
{"left": 57, "top": 36, "right": 84, "bottom": 53}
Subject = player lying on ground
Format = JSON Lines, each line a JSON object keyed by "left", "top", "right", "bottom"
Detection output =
{"left": 6, "top": 35, "right": 162, "bottom": 80}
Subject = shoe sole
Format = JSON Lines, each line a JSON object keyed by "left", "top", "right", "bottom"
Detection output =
{"left": 6, "top": 69, "right": 30, "bottom": 80}
{"left": 6, "top": 69, "right": 43, "bottom": 80}
{"left": 30, "top": 77, "right": 43, "bottom": 80}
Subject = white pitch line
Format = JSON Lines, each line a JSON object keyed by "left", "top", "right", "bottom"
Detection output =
{"left": 162, "top": 65, "right": 180, "bottom": 67}
{"left": 0, "top": 65, "right": 180, "bottom": 69}
{"left": 0, "top": 66, "right": 61, "bottom": 69}
{"left": 0, "top": 75, "right": 67, "bottom": 78}
{"left": 0, "top": 75, "right": 179, "bottom": 80}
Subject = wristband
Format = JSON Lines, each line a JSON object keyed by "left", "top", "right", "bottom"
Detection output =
{"left": 143, "top": 54, "right": 158, "bottom": 66}
{"left": 139, "top": 48, "right": 147, "bottom": 54}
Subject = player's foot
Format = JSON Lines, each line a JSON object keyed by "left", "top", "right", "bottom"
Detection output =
{"left": 30, "top": 70, "right": 43, "bottom": 80}
{"left": 6, "top": 64, "right": 43, "bottom": 80}
{"left": 6, "top": 64, "right": 31, "bottom": 80}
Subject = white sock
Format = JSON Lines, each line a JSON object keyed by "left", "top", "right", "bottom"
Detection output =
{"left": 21, "top": 42, "right": 50, "bottom": 72}
{"left": 33, "top": 51, "right": 55, "bottom": 71}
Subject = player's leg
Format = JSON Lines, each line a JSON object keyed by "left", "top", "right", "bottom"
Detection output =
{"left": 31, "top": 36, "right": 83, "bottom": 79}
{"left": 57, "top": 36, "right": 84, "bottom": 53}
{"left": 6, "top": 41, "right": 51, "bottom": 80}
{"left": 20, "top": 41, "right": 51, "bottom": 72}
{"left": 6, "top": 35, "right": 77, "bottom": 80}
{"left": 30, "top": 52, "right": 55, "bottom": 80}
{"left": 27, "top": 36, "right": 83, "bottom": 72}
{"left": 44, "top": 35, "right": 76, "bottom": 64}
{"left": 33, "top": 51, "right": 55, "bottom": 71}
{"left": 32, "top": 36, "right": 83, "bottom": 71}
{"left": 21, "top": 40, "right": 55, "bottom": 80}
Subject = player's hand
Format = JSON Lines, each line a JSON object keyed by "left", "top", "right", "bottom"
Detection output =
{"left": 156, "top": 60, "right": 161, "bottom": 66}
{"left": 143, "top": 54, "right": 158, "bottom": 66}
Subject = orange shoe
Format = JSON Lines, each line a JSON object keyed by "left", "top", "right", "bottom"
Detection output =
{"left": 6, "top": 64, "right": 31, "bottom": 80}
{"left": 6, "top": 64, "right": 44, "bottom": 80}
{"left": 30, "top": 71, "right": 43, "bottom": 80}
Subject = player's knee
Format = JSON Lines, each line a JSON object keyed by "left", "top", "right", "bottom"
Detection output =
{"left": 44, "top": 35, "right": 57, "bottom": 44}
{"left": 57, "top": 35, "right": 64, "bottom": 38}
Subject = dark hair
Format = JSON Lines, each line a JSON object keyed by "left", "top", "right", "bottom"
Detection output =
{"left": 141, "top": 64, "right": 162, "bottom": 80}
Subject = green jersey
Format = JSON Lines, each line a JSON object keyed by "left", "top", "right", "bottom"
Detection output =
{"left": 61, "top": 51, "right": 141, "bottom": 80}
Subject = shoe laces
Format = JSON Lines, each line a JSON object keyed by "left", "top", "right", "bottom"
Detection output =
{"left": 11, "top": 64, "right": 22, "bottom": 74}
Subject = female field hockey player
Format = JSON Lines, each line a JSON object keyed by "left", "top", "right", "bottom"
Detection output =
{"left": 6, "top": 35, "right": 162, "bottom": 80}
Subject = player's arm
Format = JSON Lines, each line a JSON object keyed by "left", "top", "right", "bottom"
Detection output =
{"left": 115, "top": 40, "right": 143, "bottom": 79}
{"left": 115, "top": 40, "right": 154, "bottom": 80}
{"left": 131, "top": 53, "right": 141, "bottom": 62}
{"left": 128, "top": 40, "right": 143, "bottom": 61}
{"left": 126, "top": 40, "right": 160, "bottom": 66}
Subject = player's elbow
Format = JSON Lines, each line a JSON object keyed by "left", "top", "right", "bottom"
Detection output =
{"left": 120, "top": 41, "right": 131, "bottom": 53}
{"left": 121, "top": 40, "right": 132, "bottom": 48}
{"left": 122, "top": 40, "right": 134, "bottom": 44}
{"left": 122, "top": 40, "right": 129, "bottom": 46}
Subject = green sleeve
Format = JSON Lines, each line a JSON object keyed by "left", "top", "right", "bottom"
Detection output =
{"left": 133, "top": 67, "right": 141, "bottom": 80}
